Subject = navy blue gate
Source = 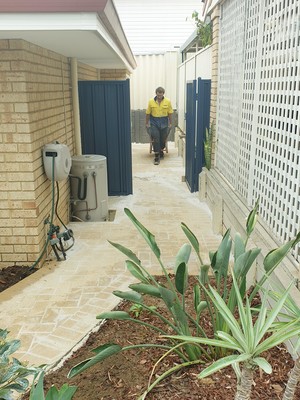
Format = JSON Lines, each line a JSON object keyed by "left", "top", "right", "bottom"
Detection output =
{"left": 185, "top": 78, "right": 211, "bottom": 192}
{"left": 78, "top": 79, "right": 132, "bottom": 196}
{"left": 185, "top": 80, "right": 197, "bottom": 192}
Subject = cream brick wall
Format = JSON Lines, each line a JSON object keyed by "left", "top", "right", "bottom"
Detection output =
{"left": 78, "top": 63, "right": 99, "bottom": 81}
{"left": 0, "top": 40, "right": 131, "bottom": 269}
{"left": 0, "top": 39, "right": 74, "bottom": 268}
{"left": 78, "top": 63, "right": 129, "bottom": 81}
{"left": 99, "top": 69, "right": 129, "bottom": 80}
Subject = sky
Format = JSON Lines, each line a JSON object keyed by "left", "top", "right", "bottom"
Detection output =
{"left": 114, "top": 0, "right": 204, "bottom": 55}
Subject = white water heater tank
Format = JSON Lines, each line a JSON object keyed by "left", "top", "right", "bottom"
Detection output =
{"left": 43, "top": 143, "right": 72, "bottom": 181}
{"left": 70, "top": 155, "right": 108, "bottom": 221}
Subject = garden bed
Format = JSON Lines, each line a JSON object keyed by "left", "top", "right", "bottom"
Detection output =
{"left": 21, "top": 275, "right": 299, "bottom": 400}
{"left": 0, "top": 265, "right": 37, "bottom": 293}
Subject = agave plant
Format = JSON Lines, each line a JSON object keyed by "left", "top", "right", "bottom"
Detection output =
{"left": 188, "top": 199, "right": 300, "bottom": 350}
{"left": 163, "top": 275, "right": 300, "bottom": 400}
{"left": 184, "top": 199, "right": 262, "bottom": 356}
{"left": 265, "top": 288, "right": 300, "bottom": 400}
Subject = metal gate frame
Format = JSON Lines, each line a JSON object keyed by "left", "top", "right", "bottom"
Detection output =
{"left": 185, "top": 78, "right": 211, "bottom": 192}
{"left": 185, "top": 80, "right": 197, "bottom": 192}
{"left": 78, "top": 79, "right": 132, "bottom": 196}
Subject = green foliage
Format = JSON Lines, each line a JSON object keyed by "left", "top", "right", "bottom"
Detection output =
{"left": 265, "top": 287, "right": 300, "bottom": 400}
{"left": 67, "top": 205, "right": 300, "bottom": 397}
{"left": 0, "top": 329, "right": 40, "bottom": 400}
{"left": 68, "top": 208, "right": 211, "bottom": 378}
{"left": 129, "top": 303, "right": 157, "bottom": 318}
{"left": 29, "top": 371, "right": 77, "bottom": 400}
{"left": 195, "top": 199, "right": 261, "bottom": 355}
{"left": 192, "top": 11, "right": 212, "bottom": 47}
{"left": 268, "top": 288, "right": 300, "bottom": 350}
{"left": 0, "top": 330, "right": 76, "bottom": 400}
{"left": 249, "top": 230, "right": 300, "bottom": 303}
{"left": 68, "top": 205, "right": 261, "bottom": 378}
{"left": 164, "top": 276, "right": 300, "bottom": 399}
{"left": 245, "top": 198, "right": 259, "bottom": 239}
{"left": 203, "top": 124, "right": 214, "bottom": 170}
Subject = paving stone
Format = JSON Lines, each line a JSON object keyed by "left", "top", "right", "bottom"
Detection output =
{"left": 0, "top": 143, "right": 221, "bottom": 369}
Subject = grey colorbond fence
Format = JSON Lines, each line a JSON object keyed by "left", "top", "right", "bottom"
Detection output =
{"left": 131, "top": 110, "right": 177, "bottom": 143}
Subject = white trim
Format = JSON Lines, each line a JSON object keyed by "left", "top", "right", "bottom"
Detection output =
{"left": 0, "top": 13, "right": 134, "bottom": 71}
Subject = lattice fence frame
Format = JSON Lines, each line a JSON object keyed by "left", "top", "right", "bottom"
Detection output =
{"left": 216, "top": 0, "right": 300, "bottom": 263}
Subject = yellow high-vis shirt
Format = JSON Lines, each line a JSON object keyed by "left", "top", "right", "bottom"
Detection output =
{"left": 146, "top": 97, "right": 173, "bottom": 118}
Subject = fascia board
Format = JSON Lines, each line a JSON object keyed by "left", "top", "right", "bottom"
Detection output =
{"left": 0, "top": 13, "right": 135, "bottom": 71}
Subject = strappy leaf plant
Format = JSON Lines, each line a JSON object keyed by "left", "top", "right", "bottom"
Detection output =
{"left": 265, "top": 288, "right": 300, "bottom": 400}
{"left": 68, "top": 205, "right": 300, "bottom": 395}
{"left": 29, "top": 371, "right": 77, "bottom": 400}
{"left": 163, "top": 276, "right": 300, "bottom": 400}
{"left": 68, "top": 202, "right": 260, "bottom": 377}
{"left": 183, "top": 199, "right": 261, "bottom": 356}
{"left": 185, "top": 199, "right": 300, "bottom": 349}
{"left": 249, "top": 231, "right": 300, "bottom": 303}
{"left": 69, "top": 209, "right": 209, "bottom": 378}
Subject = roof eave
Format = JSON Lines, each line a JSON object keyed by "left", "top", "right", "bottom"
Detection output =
{"left": 0, "top": 0, "right": 136, "bottom": 72}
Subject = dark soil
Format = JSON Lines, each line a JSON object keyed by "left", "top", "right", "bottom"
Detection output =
{"left": 0, "top": 265, "right": 37, "bottom": 293}
{"left": 19, "top": 275, "right": 300, "bottom": 400}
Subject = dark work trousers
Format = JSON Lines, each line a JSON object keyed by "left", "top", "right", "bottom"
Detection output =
{"left": 150, "top": 125, "right": 169, "bottom": 154}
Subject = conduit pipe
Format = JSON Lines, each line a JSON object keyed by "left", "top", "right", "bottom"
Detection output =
{"left": 71, "top": 57, "right": 82, "bottom": 155}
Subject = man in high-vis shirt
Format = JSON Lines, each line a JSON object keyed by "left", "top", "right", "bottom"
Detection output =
{"left": 146, "top": 87, "right": 173, "bottom": 165}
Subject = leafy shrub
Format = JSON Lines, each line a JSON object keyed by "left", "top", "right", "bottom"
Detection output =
{"left": 204, "top": 124, "right": 214, "bottom": 170}
{"left": 0, "top": 329, "right": 39, "bottom": 400}
{"left": 192, "top": 11, "right": 212, "bottom": 47}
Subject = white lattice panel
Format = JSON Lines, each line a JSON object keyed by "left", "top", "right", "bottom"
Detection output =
{"left": 216, "top": 0, "right": 245, "bottom": 187}
{"left": 216, "top": 0, "right": 300, "bottom": 263}
{"left": 238, "top": 1, "right": 261, "bottom": 198}
{"left": 251, "top": 0, "right": 300, "bottom": 262}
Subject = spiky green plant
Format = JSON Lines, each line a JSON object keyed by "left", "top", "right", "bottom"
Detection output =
{"left": 67, "top": 205, "right": 300, "bottom": 398}
{"left": 265, "top": 289, "right": 300, "bottom": 400}
{"left": 68, "top": 209, "right": 209, "bottom": 380}
{"left": 163, "top": 276, "right": 300, "bottom": 400}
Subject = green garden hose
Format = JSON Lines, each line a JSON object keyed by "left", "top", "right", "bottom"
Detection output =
{"left": 29, "top": 156, "right": 56, "bottom": 270}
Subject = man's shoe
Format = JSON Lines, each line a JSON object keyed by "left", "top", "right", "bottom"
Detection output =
{"left": 160, "top": 150, "right": 164, "bottom": 159}
{"left": 154, "top": 154, "right": 160, "bottom": 165}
